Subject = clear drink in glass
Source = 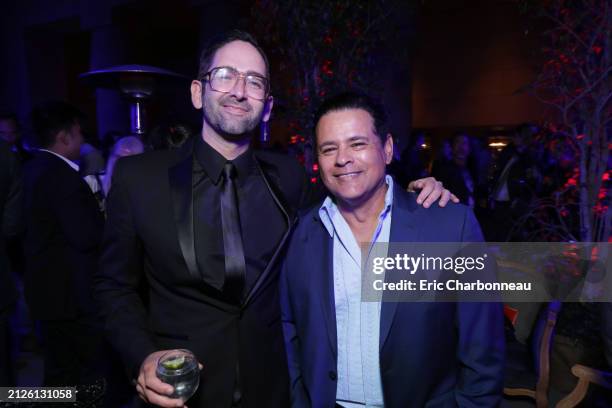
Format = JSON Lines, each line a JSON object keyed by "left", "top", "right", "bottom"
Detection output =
{"left": 156, "top": 349, "right": 200, "bottom": 401}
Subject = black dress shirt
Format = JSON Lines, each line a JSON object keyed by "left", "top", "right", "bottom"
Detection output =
{"left": 193, "top": 136, "right": 286, "bottom": 298}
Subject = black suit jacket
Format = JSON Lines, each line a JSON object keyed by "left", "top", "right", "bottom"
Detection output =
{"left": 0, "top": 141, "right": 21, "bottom": 311}
{"left": 94, "top": 138, "right": 310, "bottom": 407}
{"left": 23, "top": 151, "right": 104, "bottom": 320}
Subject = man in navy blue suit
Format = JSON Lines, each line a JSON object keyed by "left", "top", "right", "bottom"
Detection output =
{"left": 280, "top": 92, "right": 505, "bottom": 407}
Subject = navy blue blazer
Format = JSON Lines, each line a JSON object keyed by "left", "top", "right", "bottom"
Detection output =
{"left": 280, "top": 184, "right": 505, "bottom": 407}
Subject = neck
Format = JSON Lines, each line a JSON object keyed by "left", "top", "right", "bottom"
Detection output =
{"left": 336, "top": 181, "right": 388, "bottom": 242}
{"left": 202, "top": 122, "right": 250, "bottom": 160}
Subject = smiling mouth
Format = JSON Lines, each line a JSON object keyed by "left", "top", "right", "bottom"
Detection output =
{"left": 223, "top": 105, "right": 249, "bottom": 114}
{"left": 334, "top": 171, "right": 362, "bottom": 179}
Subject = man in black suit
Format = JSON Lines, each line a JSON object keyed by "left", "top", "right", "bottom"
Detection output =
{"left": 23, "top": 102, "right": 105, "bottom": 386}
{"left": 95, "top": 30, "right": 453, "bottom": 408}
{"left": 0, "top": 140, "right": 21, "bottom": 385}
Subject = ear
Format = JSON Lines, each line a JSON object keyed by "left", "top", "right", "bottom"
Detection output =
{"left": 261, "top": 95, "right": 274, "bottom": 123}
{"left": 384, "top": 134, "right": 394, "bottom": 164}
{"left": 191, "top": 80, "right": 203, "bottom": 109}
{"left": 57, "top": 129, "right": 70, "bottom": 146}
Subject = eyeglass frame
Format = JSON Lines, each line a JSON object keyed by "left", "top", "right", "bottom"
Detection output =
{"left": 202, "top": 66, "right": 270, "bottom": 100}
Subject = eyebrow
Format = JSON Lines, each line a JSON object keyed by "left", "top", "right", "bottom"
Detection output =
{"left": 318, "top": 135, "right": 370, "bottom": 149}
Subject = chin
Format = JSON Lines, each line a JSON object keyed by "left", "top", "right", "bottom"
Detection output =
{"left": 333, "top": 190, "right": 366, "bottom": 205}
{"left": 219, "top": 128, "right": 254, "bottom": 142}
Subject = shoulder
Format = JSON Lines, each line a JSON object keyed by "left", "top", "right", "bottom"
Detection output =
{"left": 394, "top": 187, "right": 472, "bottom": 222}
{"left": 254, "top": 149, "right": 304, "bottom": 174}
{"left": 254, "top": 149, "right": 307, "bottom": 203}
{"left": 113, "top": 149, "right": 178, "bottom": 181}
{"left": 115, "top": 149, "right": 176, "bottom": 170}
{"left": 24, "top": 153, "right": 68, "bottom": 181}
{"left": 292, "top": 199, "right": 326, "bottom": 239}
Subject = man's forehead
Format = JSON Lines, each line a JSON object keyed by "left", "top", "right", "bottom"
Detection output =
{"left": 317, "top": 109, "right": 376, "bottom": 136}
{"left": 210, "top": 40, "right": 267, "bottom": 76}
{"left": 315, "top": 108, "right": 379, "bottom": 146}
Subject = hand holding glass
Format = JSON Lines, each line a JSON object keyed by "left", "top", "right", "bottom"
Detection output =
{"left": 156, "top": 349, "right": 200, "bottom": 402}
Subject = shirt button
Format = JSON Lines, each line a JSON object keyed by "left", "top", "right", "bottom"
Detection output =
{"left": 328, "top": 371, "right": 337, "bottom": 381}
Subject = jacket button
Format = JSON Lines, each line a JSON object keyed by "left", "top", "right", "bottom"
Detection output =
{"left": 328, "top": 371, "right": 337, "bottom": 381}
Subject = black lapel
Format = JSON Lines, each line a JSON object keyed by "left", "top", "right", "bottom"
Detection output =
{"left": 379, "top": 185, "right": 419, "bottom": 350}
{"left": 243, "top": 155, "right": 295, "bottom": 306}
{"left": 168, "top": 139, "right": 199, "bottom": 280}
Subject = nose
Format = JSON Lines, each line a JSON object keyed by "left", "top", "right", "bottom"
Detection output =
{"left": 335, "top": 145, "right": 353, "bottom": 167}
{"left": 229, "top": 75, "right": 247, "bottom": 100}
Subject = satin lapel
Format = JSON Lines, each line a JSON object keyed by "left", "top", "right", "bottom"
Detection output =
{"left": 243, "top": 156, "right": 294, "bottom": 306}
{"left": 380, "top": 186, "right": 419, "bottom": 350}
{"left": 168, "top": 143, "right": 199, "bottom": 280}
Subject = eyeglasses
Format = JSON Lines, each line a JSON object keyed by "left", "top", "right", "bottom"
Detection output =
{"left": 204, "top": 66, "right": 269, "bottom": 100}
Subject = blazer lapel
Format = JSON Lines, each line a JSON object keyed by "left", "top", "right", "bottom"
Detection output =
{"left": 318, "top": 218, "right": 338, "bottom": 359}
{"left": 168, "top": 140, "right": 199, "bottom": 280}
{"left": 380, "top": 186, "right": 419, "bottom": 350}
{"left": 243, "top": 155, "right": 295, "bottom": 306}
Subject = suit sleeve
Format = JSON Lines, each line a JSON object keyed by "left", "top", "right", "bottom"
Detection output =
{"left": 455, "top": 208, "right": 505, "bottom": 407}
{"left": 93, "top": 159, "right": 156, "bottom": 378}
{"left": 280, "top": 254, "right": 311, "bottom": 408}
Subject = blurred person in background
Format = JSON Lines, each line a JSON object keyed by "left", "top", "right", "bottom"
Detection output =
{"left": 101, "top": 136, "right": 145, "bottom": 196}
{"left": 0, "top": 112, "right": 32, "bottom": 162}
{"left": 432, "top": 132, "right": 480, "bottom": 207}
{"left": 23, "top": 101, "right": 106, "bottom": 390}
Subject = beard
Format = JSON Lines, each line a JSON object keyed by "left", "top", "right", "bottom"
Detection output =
{"left": 203, "top": 93, "right": 262, "bottom": 140}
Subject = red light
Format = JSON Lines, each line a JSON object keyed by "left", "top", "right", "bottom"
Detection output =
{"left": 310, "top": 177, "right": 317, "bottom": 184}
{"left": 313, "top": 163, "right": 319, "bottom": 172}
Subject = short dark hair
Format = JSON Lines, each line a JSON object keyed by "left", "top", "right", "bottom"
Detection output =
{"left": 313, "top": 92, "right": 389, "bottom": 145}
{"left": 197, "top": 30, "right": 270, "bottom": 82}
{"left": 30, "top": 101, "right": 83, "bottom": 148}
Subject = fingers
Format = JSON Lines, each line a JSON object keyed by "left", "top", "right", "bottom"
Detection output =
{"left": 413, "top": 182, "right": 432, "bottom": 205}
{"left": 137, "top": 352, "right": 185, "bottom": 407}
{"left": 420, "top": 181, "right": 443, "bottom": 208}
{"left": 409, "top": 177, "right": 436, "bottom": 205}
{"left": 434, "top": 190, "right": 460, "bottom": 207}
{"left": 142, "top": 386, "right": 185, "bottom": 407}
{"left": 436, "top": 189, "right": 451, "bottom": 207}
{"left": 409, "top": 177, "right": 460, "bottom": 208}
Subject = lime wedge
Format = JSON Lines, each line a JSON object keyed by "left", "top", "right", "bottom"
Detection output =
{"left": 161, "top": 356, "right": 185, "bottom": 370}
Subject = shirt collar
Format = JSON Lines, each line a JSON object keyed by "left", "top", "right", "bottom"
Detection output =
{"left": 194, "top": 135, "right": 255, "bottom": 184}
{"left": 319, "top": 175, "right": 394, "bottom": 237}
{"left": 38, "top": 149, "right": 80, "bottom": 172}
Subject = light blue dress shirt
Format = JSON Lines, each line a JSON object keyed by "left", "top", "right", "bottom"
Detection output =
{"left": 319, "top": 175, "right": 394, "bottom": 408}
